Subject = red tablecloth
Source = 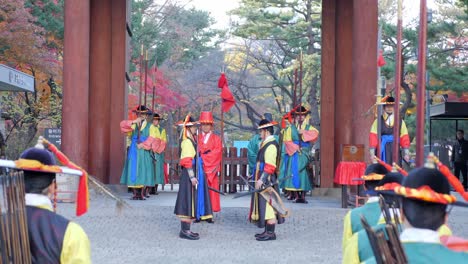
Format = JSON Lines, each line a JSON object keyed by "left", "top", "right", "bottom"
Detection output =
{"left": 334, "top": 161, "right": 366, "bottom": 185}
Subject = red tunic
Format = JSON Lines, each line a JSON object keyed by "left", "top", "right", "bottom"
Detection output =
{"left": 198, "top": 132, "right": 222, "bottom": 212}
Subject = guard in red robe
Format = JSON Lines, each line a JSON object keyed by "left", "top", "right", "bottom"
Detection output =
{"left": 198, "top": 111, "right": 223, "bottom": 213}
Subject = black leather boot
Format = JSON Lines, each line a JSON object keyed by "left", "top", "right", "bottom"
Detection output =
{"left": 254, "top": 226, "right": 267, "bottom": 238}
{"left": 179, "top": 222, "right": 199, "bottom": 240}
{"left": 256, "top": 224, "right": 276, "bottom": 241}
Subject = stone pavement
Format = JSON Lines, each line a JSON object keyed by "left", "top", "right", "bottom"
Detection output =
{"left": 56, "top": 187, "right": 468, "bottom": 264}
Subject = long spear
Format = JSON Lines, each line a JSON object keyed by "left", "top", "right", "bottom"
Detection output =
{"left": 293, "top": 68, "right": 298, "bottom": 109}
{"left": 393, "top": 0, "right": 403, "bottom": 164}
{"left": 299, "top": 49, "right": 303, "bottom": 106}
{"left": 139, "top": 44, "right": 144, "bottom": 107}
{"left": 152, "top": 53, "right": 157, "bottom": 112}
{"left": 144, "top": 50, "right": 149, "bottom": 107}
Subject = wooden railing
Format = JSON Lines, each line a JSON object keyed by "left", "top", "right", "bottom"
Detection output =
{"left": 163, "top": 147, "right": 321, "bottom": 192}
{"left": 163, "top": 147, "right": 250, "bottom": 192}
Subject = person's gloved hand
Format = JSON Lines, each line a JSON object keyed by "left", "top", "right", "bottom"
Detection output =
{"left": 402, "top": 148, "right": 410, "bottom": 162}
{"left": 369, "top": 148, "right": 376, "bottom": 162}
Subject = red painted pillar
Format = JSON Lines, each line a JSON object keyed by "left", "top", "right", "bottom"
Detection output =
{"left": 352, "top": 0, "right": 378, "bottom": 160}
{"left": 63, "top": 1, "right": 90, "bottom": 169}
{"left": 109, "top": 0, "right": 128, "bottom": 183}
{"left": 334, "top": 0, "right": 353, "bottom": 166}
{"left": 89, "top": 0, "right": 112, "bottom": 183}
{"left": 320, "top": 0, "right": 337, "bottom": 188}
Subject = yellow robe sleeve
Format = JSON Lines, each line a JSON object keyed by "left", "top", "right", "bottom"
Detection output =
{"left": 370, "top": 119, "right": 378, "bottom": 134}
{"left": 181, "top": 139, "right": 196, "bottom": 159}
{"left": 400, "top": 120, "right": 409, "bottom": 137}
{"left": 342, "top": 233, "right": 360, "bottom": 264}
{"left": 438, "top": 224, "right": 453, "bottom": 236}
{"left": 161, "top": 128, "right": 167, "bottom": 142}
{"left": 60, "top": 222, "right": 91, "bottom": 264}
{"left": 283, "top": 126, "right": 292, "bottom": 142}
{"left": 149, "top": 125, "right": 159, "bottom": 139}
{"left": 264, "top": 144, "right": 277, "bottom": 167}
{"left": 343, "top": 211, "right": 352, "bottom": 251}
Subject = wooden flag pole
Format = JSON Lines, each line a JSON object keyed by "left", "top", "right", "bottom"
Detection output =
{"left": 220, "top": 67, "right": 226, "bottom": 193}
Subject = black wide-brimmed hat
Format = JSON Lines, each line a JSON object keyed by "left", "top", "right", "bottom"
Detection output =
{"left": 176, "top": 116, "right": 198, "bottom": 127}
{"left": 152, "top": 113, "right": 164, "bottom": 120}
{"left": 20, "top": 148, "right": 57, "bottom": 193}
{"left": 354, "top": 163, "right": 389, "bottom": 182}
{"left": 257, "top": 119, "right": 278, "bottom": 130}
{"left": 373, "top": 172, "right": 404, "bottom": 195}
{"left": 378, "top": 167, "right": 468, "bottom": 207}
{"left": 133, "top": 105, "right": 150, "bottom": 113}
{"left": 293, "top": 106, "right": 309, "bottom": 115}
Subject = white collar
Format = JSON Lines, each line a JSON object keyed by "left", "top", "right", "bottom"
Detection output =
{"left": 400, "top": 227, "right": 441, "bottom": 244}
{"left": 260, "top": 135, "right": 275, "bottom": 147}
{"left": 202, "top": 131, "right": 211, "bottom": 144}
{"left": 367, "top": 196, "right": 380, "bottom": 203}
{"left": 25, "top": 193, "right": 53, "bottom": 210}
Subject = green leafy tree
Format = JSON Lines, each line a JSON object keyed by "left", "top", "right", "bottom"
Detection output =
{"left": 379, "top": 0, "right": 467, "bottom": 143}
{"left": 229, "top": 0, "right": 322, "bottom": 126}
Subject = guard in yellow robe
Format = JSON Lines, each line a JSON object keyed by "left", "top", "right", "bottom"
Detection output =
{"left": 342, "top": 171, "right": 403, "bottom": 263}
{"left": 147, "top": 112, "right": 167, "bottom": 195}
{"left": 250, "top": 119, "right": 285, "bottom": 241}
{"left": 20, "top": 147, "right": 91, "bottom": 263}
{"left": 342, "top": 163, "right": 389, "bottom": 250}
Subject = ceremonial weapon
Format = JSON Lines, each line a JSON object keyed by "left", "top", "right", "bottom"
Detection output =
{"left": 208, "top": 186, "right": 226, "bottom": 196}
{"left": 233, "top": 175, "right": 292, "bottom": 199}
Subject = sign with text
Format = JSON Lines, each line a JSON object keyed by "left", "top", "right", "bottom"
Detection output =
{"left": 44, "top": 128, "right": 62, "bottom": 150}
{"left": 0, "top": 64, "right": 34, "bottom": 92}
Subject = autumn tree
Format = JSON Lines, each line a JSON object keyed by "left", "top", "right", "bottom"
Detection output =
{"left": 0, "top": 0, "right": 63, "bottom": 158}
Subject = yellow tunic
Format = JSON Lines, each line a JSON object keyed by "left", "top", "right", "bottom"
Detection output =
{"left": 260, "top": 136, "right": 277, "bottom": 220}
{"left": 149, "top": 124, "right": 167, "bottom": 141}
{"left": 26, "top": 194, "right": 91, "bottom": 263}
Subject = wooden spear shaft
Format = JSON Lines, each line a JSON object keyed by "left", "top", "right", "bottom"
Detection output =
{"left": 0, "top": 174, "right": 8, "bottom": 262}
{"left": 293, "top": 69, "right": 298, "bottom": 108}
{"left": 299, "top": 50, "right": 303, "bottom": 106}
{"left": 139, "top": 44, "right": 143, "bottom": 107}
{"left": 393, "top": 0, "right": 403, "bottom": 164}
{"left": 152, "top": 62, "right": 156, "bottom": 112}
{"left": 144, "top": 50, "right": 148, "bottom": 107}
{"left": 17, "top": 172, "right": 31, "bottom": 263}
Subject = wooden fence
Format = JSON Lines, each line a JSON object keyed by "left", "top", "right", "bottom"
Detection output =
{"left": 163, "top": 147, "right": 321, "bottom": 192}
{"left": 164, "top": 147, "right": 250, "bottom": 192}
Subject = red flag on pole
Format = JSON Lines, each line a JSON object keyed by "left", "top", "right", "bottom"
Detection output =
{"left": 217, "top": 73, "right": 235, "bottom": 112}
{"left": 377, "top": 50, "right": 386, "bottom": 67}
